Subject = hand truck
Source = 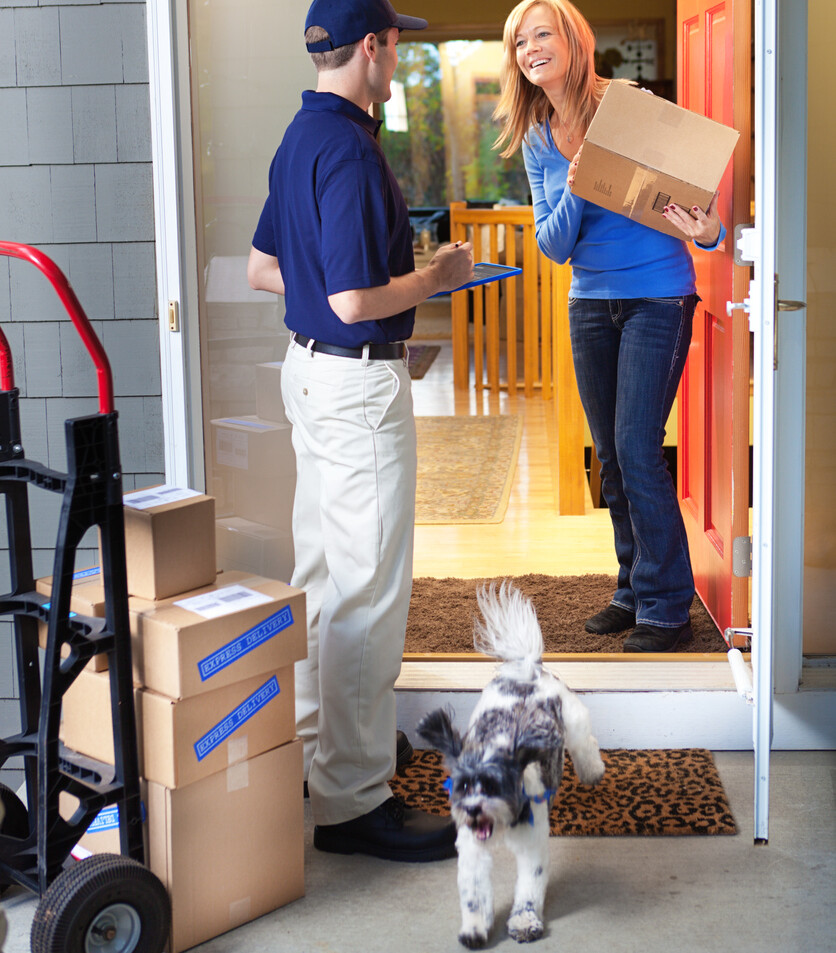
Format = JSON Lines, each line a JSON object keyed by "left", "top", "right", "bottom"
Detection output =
{"left": 0, "top": 242, "right": 170, "bottom": 953}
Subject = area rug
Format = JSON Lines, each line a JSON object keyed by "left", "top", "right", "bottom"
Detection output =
{"left": 405, "top": 574, "right": 727, "bottom": 654}
{"left": 408, "top": 344, "right": 441, "bottom": 380}
{"left": 391, "top": 748, "right": 737, "bottom": 836}
{"left": 415, "top": 415, "right": 523, "bottom": 525}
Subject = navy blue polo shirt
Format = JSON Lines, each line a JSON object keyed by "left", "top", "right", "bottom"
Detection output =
{"left": 252, "top": 90, "right": 415, "bottom": 347}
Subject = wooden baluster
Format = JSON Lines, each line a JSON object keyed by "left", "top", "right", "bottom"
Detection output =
{"left": 522, "top": 223, "right": 539, "bottom": 396}
{"left": 551, "top": 260, "right": 585, "bottom": 515}
{"left": 486, "top": 223, "right": 501, "bottom": 391}
{"left": 450, "top": 203, "right": 469, "bottom": 390}
{"left": 471, "top": 224, "right": 484, "bottom": 391}
{"left": 539, "top": 251, "right": 552, "bottom": 399}
{"left": 505, "top": 224, "right": 518, "bottom": 395}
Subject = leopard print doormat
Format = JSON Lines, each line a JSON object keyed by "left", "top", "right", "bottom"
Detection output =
{"left": 391, "top": 749, "right": 737, "bottom": 836}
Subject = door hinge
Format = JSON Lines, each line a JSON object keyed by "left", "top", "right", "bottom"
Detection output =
{"left": 733, "top": 223, "right": 756, "bottom": 266}
{"left": 733, "top": 536, "right": 752, "bottom": 577}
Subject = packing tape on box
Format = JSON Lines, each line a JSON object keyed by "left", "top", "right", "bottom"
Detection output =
{"left": 622, "top": 167, "right": 659, "bottom": 219}
{"left": 74, "top": 566, "right": 101, "bottom": 581}
{"left": 197, "top": 604, "right": 295, "bottom": 682}
{"left": 193, "top": 676, "right": 280, "bottom": 762}
{"left": 229, "top": 898, "right": 252, "bottom": 926}
{"left": 227, "top": 760, "right": 250, "bottom": 792}
{"left": 87, "top": 801, "right": 147, "bottom": 832}
{"left": 228, "top": 735, "right": 249, "bottom": 765}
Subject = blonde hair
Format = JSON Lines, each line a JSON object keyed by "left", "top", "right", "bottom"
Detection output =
{"left": 493, "top": 0, "right": 609, "bottom": 158}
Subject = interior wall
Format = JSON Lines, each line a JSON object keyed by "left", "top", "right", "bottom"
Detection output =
{"left": 803, "top": 0, "right": 836, "bottom": 654}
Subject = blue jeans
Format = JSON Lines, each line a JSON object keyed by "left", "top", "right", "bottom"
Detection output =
{"left": 568, "top": 295, "right": 698, "bottom": 628}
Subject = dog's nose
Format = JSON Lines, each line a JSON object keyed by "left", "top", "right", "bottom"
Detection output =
{"left": 467, "top": 805, "right": 481, "bottom": 819}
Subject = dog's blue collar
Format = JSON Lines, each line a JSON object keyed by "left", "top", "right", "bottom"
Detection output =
{"left": 443, "top": 777, "right": 555, "bottom": 828}
{"left": 521, "top": 784, "right": 557, "bottom": 826}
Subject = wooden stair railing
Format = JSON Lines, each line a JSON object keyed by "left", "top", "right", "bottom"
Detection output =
{"left": 448, "top": 202, "right": 586, "bottom": 514}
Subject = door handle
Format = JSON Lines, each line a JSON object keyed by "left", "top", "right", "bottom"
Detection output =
{"left": 726, "top": 299, "right": 749, "bottom": 316}
{"left": 777, "top": 299, "right": 805, "bottom": 311}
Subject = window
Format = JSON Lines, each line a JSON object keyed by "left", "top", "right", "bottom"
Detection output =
{"left": 379, "top": 41, "right": 530, "bottom": 208}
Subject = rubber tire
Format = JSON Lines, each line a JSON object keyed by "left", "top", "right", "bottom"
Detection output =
{"left": 30, "top": 853, "right": 170, "bottom": 953}
{"left": 0, "top": 782, "right": 30, "bottom": 896}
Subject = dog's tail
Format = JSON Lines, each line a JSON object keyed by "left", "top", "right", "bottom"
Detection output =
{"left": 474, "top": 581, "right": 543, "bottom": 680}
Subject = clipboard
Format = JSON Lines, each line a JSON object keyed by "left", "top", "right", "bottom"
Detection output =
{"left": 429, "top": 262, "right": 523, "bottom": 297}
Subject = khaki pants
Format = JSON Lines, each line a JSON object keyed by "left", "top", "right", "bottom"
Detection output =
{"left": 281, "top": 339, "right": 416, "bottom": 825}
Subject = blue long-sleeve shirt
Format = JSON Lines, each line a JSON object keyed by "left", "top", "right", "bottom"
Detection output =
{"left": 522, "top": 123, "right": 725, "bottom": 299}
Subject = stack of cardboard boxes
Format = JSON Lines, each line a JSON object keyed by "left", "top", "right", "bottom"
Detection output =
{"left": 211, "top": 361, "right": 296, "bottom": 584}
{"left": 44, "top": 485, "right": 307, "bottom": 952}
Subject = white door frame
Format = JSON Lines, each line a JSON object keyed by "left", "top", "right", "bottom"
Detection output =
{"left": 772, "top": 1, "right": 807, "bottom": 694}
{"left": 146, "top": 0, "right": 204, "bottom": 490}
{"left": 748, "top": 0, "right": 782, "bottom": 845}
{"left": 744, "top": 0, "right": 812, "bottom": 846}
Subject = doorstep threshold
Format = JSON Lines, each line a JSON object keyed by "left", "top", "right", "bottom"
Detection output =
{"left": 396, "top": 654, "right": 740, "bottom": 693}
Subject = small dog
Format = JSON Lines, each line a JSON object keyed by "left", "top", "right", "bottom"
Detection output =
{"left": 417, "top": 582, "right": 605, "bottom": 948}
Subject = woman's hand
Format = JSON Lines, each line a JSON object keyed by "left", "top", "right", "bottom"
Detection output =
{"left": 663, "top": 191, "right": 722, "bottom": 246}
{"left": 567, "top": 145, "right": 583, "bottom": 189}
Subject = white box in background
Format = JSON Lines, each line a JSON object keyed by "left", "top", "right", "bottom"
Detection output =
{"left": 255, "top": 362, "right": 289, "bottom": 423}
{"left": 216, "top": 516, "right": 294, "bottom": 584}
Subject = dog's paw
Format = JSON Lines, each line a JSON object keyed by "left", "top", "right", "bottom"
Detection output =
{"left": 458, "top": 928, "right": 489, "bottom": 949}
{"left": 578, "top": 758, "right": 605, "bottom": 787}
{"left": 575, "top": 747, "right": 606, "bottom": 787}
{"left": 507, "top": 909, "right": 544, "bottom": 943}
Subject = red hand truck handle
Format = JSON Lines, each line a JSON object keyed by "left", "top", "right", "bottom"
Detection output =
{"left": 0, "top": 325, "right": 12, "bottom": 395}
{"left": 0, "top": 241, "right": 115, "bottom": 414}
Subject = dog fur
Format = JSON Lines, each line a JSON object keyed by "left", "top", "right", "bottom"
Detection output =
{"left": 417, "top": 582, "right": 605, "bottom": 947}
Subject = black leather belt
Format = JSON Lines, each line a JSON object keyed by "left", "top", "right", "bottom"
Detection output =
{"left": 291, "top": 332, "right": 405, "bottom": 361}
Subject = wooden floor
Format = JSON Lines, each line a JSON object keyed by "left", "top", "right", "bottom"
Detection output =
{"left": 411, "top": 336, "right": 618, "bottom": 580}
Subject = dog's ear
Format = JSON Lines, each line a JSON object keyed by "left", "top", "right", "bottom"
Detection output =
{"left": 416, "top": 707, "right": 463, "bottom": 762}
{"left": 514, "top": 699, "right": 563, "bottom": 767}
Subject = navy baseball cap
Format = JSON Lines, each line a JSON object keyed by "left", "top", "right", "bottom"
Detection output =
{"left": 305, "top": 0, "right": 428, "bottom": 52}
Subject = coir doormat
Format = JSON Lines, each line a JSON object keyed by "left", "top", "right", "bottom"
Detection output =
{"left": 391, "top": 748, "right": 737, "bottom": 836}
{"left": 405, "top": 574, "right": 727, "bottom": 654}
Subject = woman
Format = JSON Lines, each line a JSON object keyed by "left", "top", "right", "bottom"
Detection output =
{"left": 495, "top": 0, "right": 726, "bottom": 652}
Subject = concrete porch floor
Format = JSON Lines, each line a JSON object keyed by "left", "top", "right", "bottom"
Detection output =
{"left": 1, "top": 750, "right": 833, "bottom": 953}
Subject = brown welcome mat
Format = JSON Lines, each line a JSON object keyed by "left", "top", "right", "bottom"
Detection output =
{"left": 408, "top": 344, "right": 441, "bottom": 379}
{"left": 406, "top": 574, "right": 727, "bottom": 654}
{"left": 391, "top": 748, "right": 737, "bottom": 836}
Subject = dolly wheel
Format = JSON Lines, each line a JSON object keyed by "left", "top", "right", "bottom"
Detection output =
{"left": 0, "top": 782, "right": 30, "bottom": 896}
{"left": 30, "top": 853, "right": 170, "bottom": 953}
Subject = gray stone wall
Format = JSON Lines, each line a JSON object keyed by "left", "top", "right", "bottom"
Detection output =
{"left": 0, "top": 0, "right": 162, "bottom": 789}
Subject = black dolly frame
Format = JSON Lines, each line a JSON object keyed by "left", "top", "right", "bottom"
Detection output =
{"left": 0, "top": 241, "right": 144, "bottom": 896}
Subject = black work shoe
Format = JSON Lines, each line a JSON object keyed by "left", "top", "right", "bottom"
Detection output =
{"left": 313, "top": 797, "right": 456, "bottom": 862}
{"left": 396, "top": 729, "right": 414, "bottom": 768}
{"left": 585, "top": 604, "right": 636, "bottom": 635}
{"left": 623, "top": 621, "right": 693, "bottom": 653}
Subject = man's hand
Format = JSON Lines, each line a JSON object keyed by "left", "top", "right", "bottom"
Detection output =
{"left": 663, "top": 192, "right": 723, "bottom": 246}
{"left": 424, "top": 241, "right": 474, "bottom": 295}
{"left": 327, "top": 242, "right": 473, "bottom": 324}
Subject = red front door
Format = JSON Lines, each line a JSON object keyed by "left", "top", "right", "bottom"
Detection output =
{"left": 678, "top": 0, "right": 752, "bottom": 639}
